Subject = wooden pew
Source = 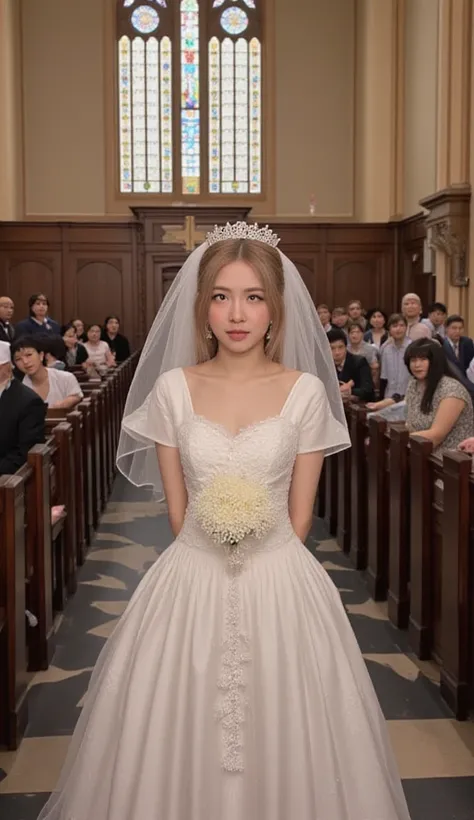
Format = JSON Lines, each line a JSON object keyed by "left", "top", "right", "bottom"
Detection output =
{"left": 387, "top": 425, "right": 411, "bottom": 629}
{"left": 366, "top": 416, "right": 390, "bottom": 600}
{"left": 0, "top": 474, "right": 29, "bottom": 749}
{"left": 336, "top": 401, "right": 352, "bottom": 553}
{"left": 350, "top": 405, "right": 368, "bottom": 569}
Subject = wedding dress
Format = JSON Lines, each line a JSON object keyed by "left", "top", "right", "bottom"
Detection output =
{"left": 38, "top": 367, "right": 411, "bottom": 820}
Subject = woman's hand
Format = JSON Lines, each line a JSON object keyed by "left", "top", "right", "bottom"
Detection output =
{"left": 458, "top": 436, "right": 474, "bottom": 453}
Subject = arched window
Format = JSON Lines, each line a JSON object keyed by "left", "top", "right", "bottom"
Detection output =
{"left": 116, "top": 0, "right": 263, "bottom": 197}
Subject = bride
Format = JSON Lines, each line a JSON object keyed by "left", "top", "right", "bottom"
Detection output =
{"left": 37, "top": 223, "right": 411, "bottom": 819}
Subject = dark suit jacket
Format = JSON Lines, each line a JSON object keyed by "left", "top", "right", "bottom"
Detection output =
{"left": 0, "top": 321, "right": 15, "bottom": 344}
{"left": 443, "top": 336, "right": 474, "bottom": 375}
{"left": 0, "top": 379, "right": 46, "bottom": 475}
{"left": 15, "top": 316, "right": 61, "bottom": 338}
{"left": 101, "top": 331, "right": 131, "bottom": 363}
{"left": 336, "top": 351, "right": 375, "bottom": 402}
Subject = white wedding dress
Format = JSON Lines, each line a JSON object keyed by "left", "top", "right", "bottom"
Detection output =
{"left": 38, "top": 368, "right": 411, "bottom": 820}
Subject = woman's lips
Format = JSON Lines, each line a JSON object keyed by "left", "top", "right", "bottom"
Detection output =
{"left": 226, "top": 331, "right": 249, "bottom": 341}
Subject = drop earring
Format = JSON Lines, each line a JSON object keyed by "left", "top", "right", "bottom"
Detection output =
{"left": 265, "top": 322, "right": 272, "bottom": 343}
{"left": 205, "top": 324, "right": 213, "bottom": 341}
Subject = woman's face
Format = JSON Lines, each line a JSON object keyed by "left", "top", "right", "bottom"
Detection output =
{"left": 63, "top": 327, "right": 77, "bottom": 349}
{"left": 409, "top": 356, "right": 430, "bottom": 380}
{"left": 32, "top": 295, "right": 48, "bottom": 319}
{"left": 207, "top": 261, "right": 271, "bottom": 356}
{"left": 370, "top": 311, "right": 385, "bottom": 330}
{"left": 106, "top": 318, "right": 120, "bottom": 335}
{"left": 348, "top": 326, "right": 363, "bottom": 346}
{"left": 73, "top": 319, "right": 84, "bottom": 337}
{"left": 14, "top": 346, "right": 44, "bottom": 376}
{"left": 87, "top": 325, "right": 101, "bottom": 343}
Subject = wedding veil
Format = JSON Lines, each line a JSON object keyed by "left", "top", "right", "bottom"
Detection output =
{"left": 117, "top": 232, "right": 350, "bottom": 496}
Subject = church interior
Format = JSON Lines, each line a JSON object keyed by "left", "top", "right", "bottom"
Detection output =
{"left": 1, "top": 0, "right": 474, "bottom": 818}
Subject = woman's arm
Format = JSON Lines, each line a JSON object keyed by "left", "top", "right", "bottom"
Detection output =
{"left": 411, "top": 396, "right": 466, "bottom": 448}
{"left": 288, "top": 450, "right": 325, "bottom": 542}
{"left": 105, "top": 344, "right": 116, "bottom": 368}
{"left": 156, "top": 443, "right": 188, "bottom": 537}
{"left": 50, "top": 394, "right": 82, "bottom": 410}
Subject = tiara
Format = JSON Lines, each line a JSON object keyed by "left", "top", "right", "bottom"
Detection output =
{"left": 206, "top": 221, "right": 280, "bottom": 248}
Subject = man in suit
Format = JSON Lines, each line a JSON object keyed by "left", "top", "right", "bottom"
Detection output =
{"left": 0, "top": 296, "right": 15, "bottom": 343}
{"left": 327, "top": 328, "right": 375, "bottom": 402}
{"left": 442, "top": 314, "right": 474, "bottom": 376}
{"left": 0, "top": 341, "right": 46, "bottom": 476}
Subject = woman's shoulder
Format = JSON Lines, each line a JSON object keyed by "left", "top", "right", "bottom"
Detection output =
{"left": 438, "top": 375, "right": 470, "bottom": 400}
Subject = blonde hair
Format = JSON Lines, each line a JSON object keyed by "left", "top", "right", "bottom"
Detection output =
{"left": 194, "top": 239, "right": 285, "bottom": 363}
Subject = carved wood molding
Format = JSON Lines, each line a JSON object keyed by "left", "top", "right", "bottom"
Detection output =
{"left": 420, "top": 185, "right": 471, "bottom": 287}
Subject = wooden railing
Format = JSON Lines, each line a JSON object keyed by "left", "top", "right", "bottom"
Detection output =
{"left": 0, "top": 352, "right": 139, "bottom": 749}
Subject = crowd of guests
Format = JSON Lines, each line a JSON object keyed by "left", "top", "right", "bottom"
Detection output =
{"left": 0, "top": 292, "right": 131, "bottom": 477}
{"left": 319, "top": 295, "right": 474, "bottom": 456}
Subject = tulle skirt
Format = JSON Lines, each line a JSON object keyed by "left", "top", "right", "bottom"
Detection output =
{"left": 38, "top": 537, "right": 411, "bottom": 820}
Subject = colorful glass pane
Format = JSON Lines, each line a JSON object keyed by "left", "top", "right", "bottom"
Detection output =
{"left": 209, "top": 37, "right": 220, "bottom": 192}
{"left": 220, "top": 7, "right": 249, "bottom": 35}
{"left": 249, "top": 37, "right": 261, "bottom": 192}
{"left": 123, "top": 0, "right": 134, "bottom": 7}
{"left": 131, "top": 38, "right": 146, "bottom": 189}
{"left": 131, "top": 5, "right": 159, "bottom": 34}
{"left": 161, "top": 36, "right": 173, "bottom": 192}
{"left": 146, "top": 37, "right": 160, "bottom": 192}
{"left": 180, "top": 0, "right": 200, "bottom": 193}
{"left": 221, "top": 38, "right": 234, "bottom": 184}
{"left": 213, "top": 0, "right": 256, "bottom": 7}
{"left": 118, "top": 36, "right": 132, "bottom": 192}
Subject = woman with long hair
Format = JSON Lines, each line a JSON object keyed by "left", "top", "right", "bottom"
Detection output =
{"left": 404, "top": 338, "right": 473, "bottom": 453}
{"left": 38, "top": 224, "right": 410, "bottom": 820}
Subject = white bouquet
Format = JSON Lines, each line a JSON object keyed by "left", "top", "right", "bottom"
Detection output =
{"left": 195, "top": 474, "right": 274, "bottom": 566}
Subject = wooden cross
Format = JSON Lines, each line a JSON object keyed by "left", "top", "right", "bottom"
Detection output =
{"left": 162, "top": 215, "right": 206, "bottom": 252}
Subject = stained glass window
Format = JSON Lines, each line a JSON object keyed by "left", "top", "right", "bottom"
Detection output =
{"left": 117, "top": 0, "right": 264, "bottom": 197}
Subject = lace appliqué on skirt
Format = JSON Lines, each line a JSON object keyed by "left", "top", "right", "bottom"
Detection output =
{"left": 215, "top": 544, "right": 250, "bottom": 773}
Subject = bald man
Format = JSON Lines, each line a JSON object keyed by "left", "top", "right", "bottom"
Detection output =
{"left": 0, "top": 296, "right": 15, "bottom": 343}
{"left": 401, "top": 293, "right": 431, "bottom": 340}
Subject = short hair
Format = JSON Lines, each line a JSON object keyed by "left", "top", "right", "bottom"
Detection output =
{"left": 401, "top": 292, "right": 421, "bottom": 305}
{"left": 427, "top": 302, "right": 447, "bottom": 314}
{"left": 331, "top": 306, "right": 347, "bottom": 317}
{"left": 41, "top": 334, "right": 67, "bottom": 363}
{"left": 366, "top": 307, "right": 388, "bottom": 326}
{"left": 327, "top": 328, "right": 348, "bottom": 346}
{"left": 316, "top": 303, "right": 330, "bottom": 312}
{"left": 446, "top": 314, "right": 464, "bottom": 327}
{"left": 11, "top": 335, "right": 47, "bottom": 357}
{"left": 347, "top": 320, "right": 365, "bottom": 333}
{"left": 104, "top": 315, "right": 121, "bottom": 327}
{"left": 347, "top": 300, "right": 362, "bottom": 310}
{"left": 387, "top": 313, "right": 407, "bottom": 329}
{"left": 28, "top": 293, "right": 49, "bottom": 316}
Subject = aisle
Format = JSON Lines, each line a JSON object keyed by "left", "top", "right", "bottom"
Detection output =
{"left": 1, "top": 476, "right": 474, "bottom": 820}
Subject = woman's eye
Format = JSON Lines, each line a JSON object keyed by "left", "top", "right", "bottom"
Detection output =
{"left": 248, "top": 295, "right": 263, "bottom": 302}
{"left": 212, "top": 294, "right": 227, "bottom": 301}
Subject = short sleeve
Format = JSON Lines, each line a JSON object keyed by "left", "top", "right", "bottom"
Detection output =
{"left": 438, "top": 377, "right": 469, "bottom": 405}
{"left": 144, "top": 374, "right": 177, "bottom": 447}
{"left": 297, "top": 375, "right": 350, "bottom": 455}
{"left": 64, "top": 372, "right": 83, "bottom": 398}
{"left": 380, "top": 347, "right": 389, "bottom": 380}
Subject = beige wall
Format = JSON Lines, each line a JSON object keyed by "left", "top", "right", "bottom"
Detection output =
{"left": 17, "top": 0, "right": 356, "bottom": 219}
{"left": 403, "top": 0, "right": 438, "bottom": 217}
{"left": 22, "top": 0, "right": 105, "bottom": 216}
{"left": 0, "top": 0, "right": 24, "bottom": 220}
{"left": 274, "top": 0, "right": 355, "bottom": 218}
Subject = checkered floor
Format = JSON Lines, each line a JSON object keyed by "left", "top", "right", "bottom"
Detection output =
{"left": 1, "top": 476, "right": 473, "bottom": 819}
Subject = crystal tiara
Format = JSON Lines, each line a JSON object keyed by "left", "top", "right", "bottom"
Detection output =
{"left": 206, "top": 221, "right": 280, "bottom": 248}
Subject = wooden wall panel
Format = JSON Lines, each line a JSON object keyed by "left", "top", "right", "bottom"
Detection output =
{"left": 0, "top": 211, "right": 425, "bottom": 348}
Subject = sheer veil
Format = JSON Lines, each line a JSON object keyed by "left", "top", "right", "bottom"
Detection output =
{"left": 117, "top": 233, "right": 350, "bottom": 497}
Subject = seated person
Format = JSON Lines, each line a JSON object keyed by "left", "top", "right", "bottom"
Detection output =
{"left": 101, "top": 316, "right": 131, "bottom": 363}
{"left": 15, "top": 292, "right": 61, "bottom": 336}
{"left": 0, "top": 340, "right": 46, "bottom": 475}
{"left": 421, "top": 301, "right": 447, "bottom": 338}
{"left": 405, "top": 339, "right": 474, "bottom": 454}
{"left": 366, "top": 313, "right": 411, "bottom": 412}
{"left": 330, "top": 307, "right": 349, "bottom": 337}
{"left": 62, "top": 322, "right": 89, "bottom": 367}
{"left": 84, "top": 324, "right": 116, "bottom": 372}
{"left": 347, "top": 321, "right": 379, "bottom": 383}
{"left": 12, "top": 336, "right": 83, "bottom": 410}
{"left": 327, "top": 328, "right": 375, "bottom": 402}
{"left": 39, "top": 333, "right": 68, "bottom": 370}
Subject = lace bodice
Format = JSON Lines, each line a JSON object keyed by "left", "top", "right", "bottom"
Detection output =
{"left": 140, "top": 368, "right": 349, "bottom": 556}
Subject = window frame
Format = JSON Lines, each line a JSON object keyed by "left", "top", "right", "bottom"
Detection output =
{"left": 107, "top": 0, "right": 275, "bottom": 209}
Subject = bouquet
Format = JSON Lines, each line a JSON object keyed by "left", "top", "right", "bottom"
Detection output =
{"left": 195, "top": 474, "right": 274, "bottom": 567}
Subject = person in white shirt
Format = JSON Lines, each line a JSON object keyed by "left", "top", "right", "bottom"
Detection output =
{"left": 12, "top": 336, "right": 83, "bottom": 409}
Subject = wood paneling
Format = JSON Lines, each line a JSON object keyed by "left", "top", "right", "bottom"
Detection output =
{"left": 0, "top": 209, "right": 425, "bottom": 348}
